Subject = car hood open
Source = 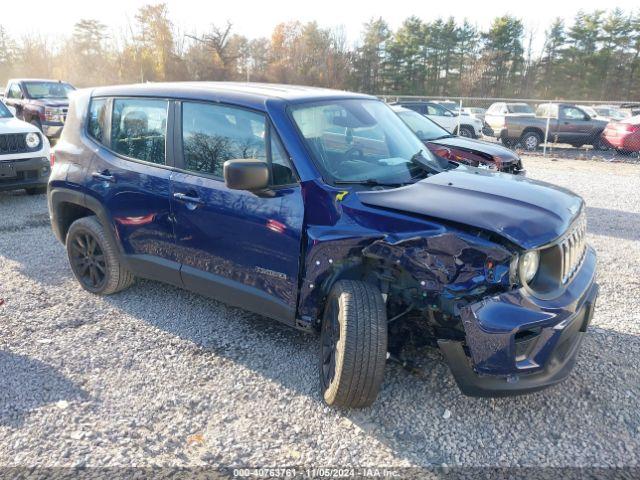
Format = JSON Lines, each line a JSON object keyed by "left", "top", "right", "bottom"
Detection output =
{"left": 357, "top": 167, "right": 583, "bottom": 250}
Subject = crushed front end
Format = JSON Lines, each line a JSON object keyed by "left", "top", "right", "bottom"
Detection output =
{"left": 440, "top": 244, "right": 597, "bottom": 396}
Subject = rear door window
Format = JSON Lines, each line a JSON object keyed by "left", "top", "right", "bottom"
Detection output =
{"left": 111, "top": 98, "right": 168, "bottom": 164}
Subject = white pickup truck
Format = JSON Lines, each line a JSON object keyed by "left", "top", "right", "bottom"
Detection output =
{"left": 0, "top": 99, "right": 51, "bottom": 194}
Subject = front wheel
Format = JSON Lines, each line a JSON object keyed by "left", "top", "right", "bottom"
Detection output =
{"left": 458, "top": 126, "right": 474, "bottom": 138}
{"left": 521, "top": 131, "right": 542, "bottom": 151}
{"left": 320, "top": 280, "right": 387, "bottom": 408}
{"left": 66, "top": 216, "right": 134, "bottom": 295}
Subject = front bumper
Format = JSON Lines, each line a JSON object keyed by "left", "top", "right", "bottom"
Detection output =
{"left": 439, "top": 246, "right": 598, "bottom": 397}
{"left": 0, "top": 156, "right": 50, "bottom": 192}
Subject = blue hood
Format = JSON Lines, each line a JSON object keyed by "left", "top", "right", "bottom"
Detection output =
{"left": 357, "top": 167, "right": 583, "bottom": 250}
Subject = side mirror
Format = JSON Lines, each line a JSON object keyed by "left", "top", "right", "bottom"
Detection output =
{"left": 7, "top": 106, "right": 16, "bottom": 116}
{"left": 583, "top": 114, "right": 591, "bottom": 121}
{"left": 223, "top": 159, "right": 270, "bottom": 192}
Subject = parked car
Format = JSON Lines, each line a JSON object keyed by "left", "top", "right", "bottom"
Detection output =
{"left": 603, "top": 115, "right": 640, "bottom": 153}
{"left": 392, "top": 101, "right": 483, "bottom": 138}
{"left": 0, "top": 99, "right": 50, "bottom": 194}
{"left": 3, "top": 79, "right": 76, "bottom": 140}
{"left": 590, "top": 105, "right": 629, "bottom": 122}
{"left": 49, "top": 83, "right": 598, "bottom": 407}
{"left": 462, "top": 107, "right": 487, "bottom": 123}
{"left": 486, "top": 102, "right": 608, "bottom": 150}
{"left": 392, "top": 106, "right": 524, "bottom": 174}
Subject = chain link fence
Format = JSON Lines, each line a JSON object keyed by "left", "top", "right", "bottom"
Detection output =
{"left": 380, "top": 95, "right": 640, "bottom": 160}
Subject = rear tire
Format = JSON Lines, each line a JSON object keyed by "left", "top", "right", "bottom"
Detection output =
{"left": 521, "top": 131, "right": 542, "bottom": 151}
{"left": 320, "top": 280, "right": 387, "bottom": 408}
{"left": 66, "top": 216, "right": 134, "bottom": 295}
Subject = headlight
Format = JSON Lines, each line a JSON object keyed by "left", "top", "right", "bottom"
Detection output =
{"left": 25, "top": 132, "right": 41, "bottom": 149}
{"left": 519, "top": 250, "right": 540, "bottom": 283}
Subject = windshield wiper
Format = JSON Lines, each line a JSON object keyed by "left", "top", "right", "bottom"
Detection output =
{"left": 333, "top": 179, "right": 406, "bottom": 187}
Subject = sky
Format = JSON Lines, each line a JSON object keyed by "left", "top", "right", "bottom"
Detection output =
{"left": 5, "top": 0, "right": 640, "bottom": 45}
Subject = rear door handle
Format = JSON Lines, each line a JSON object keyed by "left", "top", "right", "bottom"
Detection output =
{"left": 173, "top": 192, "right": 204, "bottom": 206}
{"left": 92, "top": 171, "right": 116, "bottom": 183}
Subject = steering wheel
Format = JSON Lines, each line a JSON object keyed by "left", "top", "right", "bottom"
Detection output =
{"left": 344, "top": 147, "right": 365, "bottom": 160}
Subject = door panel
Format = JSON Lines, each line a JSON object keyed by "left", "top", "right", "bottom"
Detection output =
{"left": 171, "top": 174, "right": 304, "bottom": 321}
{"left": 85, "top": 97, "right": 180, "bottom": 284}
{"left": 171, "top": 100, "right": 304, "bottom": 322}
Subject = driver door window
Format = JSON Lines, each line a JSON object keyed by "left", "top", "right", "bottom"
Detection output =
{"left": 561, "top": 107, "right": 587, "bottom": 121}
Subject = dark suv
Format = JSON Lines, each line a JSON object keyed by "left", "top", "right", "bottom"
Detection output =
{"left": 3, "top": 79, "right": 76, "bottom": 139}
{"left": 48, "top": 83, "right": 598, "bottom": 408}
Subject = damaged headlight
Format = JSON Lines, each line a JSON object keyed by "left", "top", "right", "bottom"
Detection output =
{"left": 519, "top": 250, "right": 540, "bottom": 283}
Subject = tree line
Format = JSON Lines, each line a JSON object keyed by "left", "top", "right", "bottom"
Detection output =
{"left": 1, "top": 4, "right": 639, "bottom": 101}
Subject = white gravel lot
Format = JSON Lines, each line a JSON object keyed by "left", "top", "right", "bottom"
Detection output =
{"left": 0, "top": 157, "right": 639, "bottom": 470}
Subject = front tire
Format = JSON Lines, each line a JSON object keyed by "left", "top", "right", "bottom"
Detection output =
{"left": 320, "top": 280, "right": 387, "bottom": 408}
{"left": 66, "top": 216, "right": 134, "bottom": 295}
{"left": 458, "top": 126, "right": 474, "bottom": 138}
{"left": 521, "top": 131, "right": 542, "bottom": 151}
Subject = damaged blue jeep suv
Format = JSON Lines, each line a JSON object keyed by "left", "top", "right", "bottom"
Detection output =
{"left": 48, "top": 83, "right": 598, "bottom": 408}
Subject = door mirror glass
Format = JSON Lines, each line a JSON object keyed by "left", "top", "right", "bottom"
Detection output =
{"left": 224, "top": 159, "right": 269, "bottom": 191}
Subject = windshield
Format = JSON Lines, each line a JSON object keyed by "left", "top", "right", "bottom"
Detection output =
{"left": 0, "top": 101, "right": 12, "bottom": 118}
{"left": 24, "top": 81, "right": 75, "bottom": 99}
{"left": 291, "top": 99, "right": 447, "bottom": 185}
{"left": 507, "top": 104, "right": 535, "bottom": 114}
{"left": 397, "top": 109, "right": 450, "bottom": 141}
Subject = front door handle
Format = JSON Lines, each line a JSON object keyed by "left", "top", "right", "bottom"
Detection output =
{"left": 173, "top": 192, "right": 204, "bottom": 206}
{"left": 92, "top": 170, "right": 116, "bottom": 183}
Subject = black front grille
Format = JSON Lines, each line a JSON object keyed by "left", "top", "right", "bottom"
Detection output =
{"left": 0, "top": 134, "right": 28, "bottom": 154}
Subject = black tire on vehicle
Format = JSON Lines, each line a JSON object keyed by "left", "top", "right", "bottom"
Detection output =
{"left": 66, "top": 216, "right": 134, "bottom": 295}
{"left": 521, "top": 131, "right": 542, "bottom": 151}
{"left": 458, "top": 126, "right": 474, "bottom": 138}
{"left": 25, "top": 186, "right": 46, "bottom": 195}
{"left": 320, "top": 280, "right": 387, "bottom": 408}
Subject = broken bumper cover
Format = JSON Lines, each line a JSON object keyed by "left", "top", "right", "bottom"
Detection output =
{"left": 439, "top": 246, "right": 598, "bottom": 397}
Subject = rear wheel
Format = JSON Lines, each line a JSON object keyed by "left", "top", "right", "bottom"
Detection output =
{"left": 320, "top": 280, "right": 387, "bottom": 408}
{"left": 66, "top": 216, "right": 134, "bottom": 295}
{"left": 521, "top": 131, "right": 542, "bottom": 151}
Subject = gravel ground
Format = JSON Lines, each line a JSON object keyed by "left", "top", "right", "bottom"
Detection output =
{"left": 0, "top": 157, "right": 639, "bottom": 470}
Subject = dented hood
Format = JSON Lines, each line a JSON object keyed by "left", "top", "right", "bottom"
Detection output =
{"left": 357, "top": 168, "right": 583, "bottom": 250}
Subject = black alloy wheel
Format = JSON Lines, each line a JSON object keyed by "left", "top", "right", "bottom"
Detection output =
{"left": 69, "top": 231, "right": 107, "bottom": 291}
